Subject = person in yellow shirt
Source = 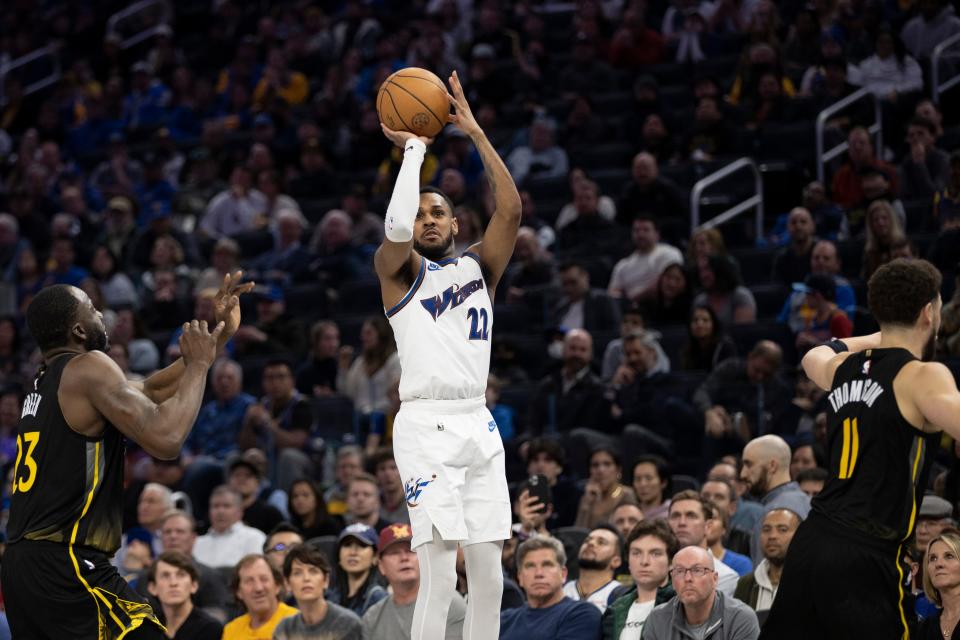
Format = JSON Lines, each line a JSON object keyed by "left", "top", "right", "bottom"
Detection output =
{"left": 222, "top": 554, "right": 298, "bottom": 639}
{"left": 253, "top": 49, "right": 308, "bottom": 109}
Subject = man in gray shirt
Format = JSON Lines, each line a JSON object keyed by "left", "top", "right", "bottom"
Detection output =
{"left": 363, "top": 523, "right": 466, "bottom": 639}
{"left": 274, "top": 544, "right": 363, "bottom": 640}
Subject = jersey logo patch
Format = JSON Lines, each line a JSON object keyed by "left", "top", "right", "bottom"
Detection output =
{"left": 420, "top": 278, "right": 484, "bottom": 321}
{"left": 405, "top": 475, "right": 437, "bottom": 508}
{"left": 83, "top": 559, "right": 96, "bottom": 571}
{"left": 862, "top": 361, "right": 871, "bottom": 375}
{"left": 488, "top": 420, "right": 497, "bottom": 432}
{"left": 427, "top": 262, "right": 441, "bottom": 271}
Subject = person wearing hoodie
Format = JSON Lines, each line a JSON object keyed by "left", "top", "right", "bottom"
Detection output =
{"left": 602, "top": 520, "right": 679, "bottom": 640}
{"left": 901, "top": 0, "right": 960, "bottom": 61}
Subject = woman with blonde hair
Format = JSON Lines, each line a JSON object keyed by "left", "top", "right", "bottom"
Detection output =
{"left": 919, "top": 531, "right": 960, "bottom": 639}
{"left": 862, "top": 199, "right": 906, "bottom": 280}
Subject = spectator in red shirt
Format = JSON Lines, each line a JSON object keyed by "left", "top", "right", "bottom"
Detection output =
{"left": 830, "top": 127, "right": 898, "bottom": 209}
{"left": 609, "top": 7, "right": 665, "bottom": 70}
{"left": 793, "top": 273, "right": 853, "bottom": 352}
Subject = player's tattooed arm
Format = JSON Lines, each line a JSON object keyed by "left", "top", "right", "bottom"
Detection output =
{"left": 447, "top": 70, "right": 521, "bottom": 293}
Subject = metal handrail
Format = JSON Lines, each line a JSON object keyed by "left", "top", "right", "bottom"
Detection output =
{"left": 0, "top": 44, "right": 60, "bottom": 107}
{"left": 106, "top": 0, "right": 172, "bottom": 50}
{"left": 932, "top": 32, "right": 960, "bottom": 105}
{"left": 690, "top": 157, "right": 763, "bottom": 240}
{"left": 815, "top": 87, "right": 882, "bottom": 184}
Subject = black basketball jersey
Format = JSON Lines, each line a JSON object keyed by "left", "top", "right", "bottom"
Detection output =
{"left": 7, "top": 353, "right": 126, "bottom": 554}
{"left": 812, "top": 348, "right": 937, "bottom": 543}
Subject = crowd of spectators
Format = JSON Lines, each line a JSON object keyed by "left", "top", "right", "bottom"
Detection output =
{"left": 2, "top": 0, "right": 960, "bottom": 638}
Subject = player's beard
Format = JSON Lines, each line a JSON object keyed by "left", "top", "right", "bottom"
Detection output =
{"left": 414, "top": 229, "right": 455, "bottom": 262}
{"left": 84, "top": 324, "right": 109, "bottom": 353}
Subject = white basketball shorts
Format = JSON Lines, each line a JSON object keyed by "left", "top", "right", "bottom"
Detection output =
{"left": 392, "top": 396, "right": 512, "bottom": 549}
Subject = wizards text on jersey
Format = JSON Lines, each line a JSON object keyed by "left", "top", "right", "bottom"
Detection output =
{"left": 420, "top": 278, "right": 484, "bottom": 321}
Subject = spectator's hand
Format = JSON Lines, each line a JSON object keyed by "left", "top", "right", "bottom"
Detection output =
{"left": 705, "top": 407, "right": 729, "bottom": 437}
{"left": 612, "top": 364, "right": 636, "bottom": 386}
{"left": 213, "top": 270, "right": 255, "bottom": 345}
{"left": 583, "top": 480, "right": 602, "bottom": 504}
{"left": 911, "top": 140, "right": 927, "bottom": 164}
{"left": 179, "top": 320, "right": 224, "bottom": 369}
{"left": 446, "top": 70, "right": 481, "bottom": 139}
{"left": 517, "top": 489, "right": 546, "bottom": 530}
{"left": 338, "top": 345, "right": 355, "bottom": 370}
{"left": 381, "top": 124, "right": 433, "bottom": 148}
{"left": 611, "top": 403, "right": 623, "bottom": 420}
{"left": 246, "top": 403, "right": 270, "bottom": 427}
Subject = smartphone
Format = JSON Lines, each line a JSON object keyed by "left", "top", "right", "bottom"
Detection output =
{"left": 523, "top": 474, "right": 552, "bottom": 511}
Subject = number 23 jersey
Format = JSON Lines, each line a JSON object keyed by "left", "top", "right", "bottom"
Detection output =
{"left": 7, "top": 353, "right": 126, "bottom": 555}
{"left": 386, "top": 252, "right": 492, "bottom": 402}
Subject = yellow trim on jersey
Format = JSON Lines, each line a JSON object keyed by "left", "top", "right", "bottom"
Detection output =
{"left": 905, "top": 438, "right": 925, "bottom": 538}
{"left": 848, "top": 419, "right": 859, "bottom": 476}
{"left": 895, "top": 543, "right": 910, "bottom": 640}
{"left": 839, "top": 419, "right": 851, "bottom": 479}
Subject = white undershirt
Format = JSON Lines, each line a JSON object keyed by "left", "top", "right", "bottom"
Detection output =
{"left": 620, "top": 599, "right": 656, "bottom": 640}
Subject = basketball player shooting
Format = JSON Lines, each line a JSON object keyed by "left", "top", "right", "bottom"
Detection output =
{"left": 1, "top": 272, "right": 253, "bottom": 639}
{"left": 374, "top": 70, "right": 522, "bottom": 640}
{"left": 760, "top": 259, "right": 960, "bottom": 639}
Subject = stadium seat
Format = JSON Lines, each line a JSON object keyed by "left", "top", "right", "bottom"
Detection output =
{"left": 750, "top": 284, "right": 790, "bottom": 319}
{"left": 670, "top": 474, "right": 701, "bottom": 493}
{"left": 336, "top": 277, "right": 382, "bottom": 313}
{"left": 312, "top": 394, "right": 357, "bottom": 442}
{"left": 306, "top": 535, "right": 338, "bottom": 566}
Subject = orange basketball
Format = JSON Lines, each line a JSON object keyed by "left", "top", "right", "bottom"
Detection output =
{"left": 376, "top": 67, "right": 450, "bottom": 139}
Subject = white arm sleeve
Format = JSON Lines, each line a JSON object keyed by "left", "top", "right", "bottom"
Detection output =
{"left": 384, "top": 138, "right": 426, "bottom": 242}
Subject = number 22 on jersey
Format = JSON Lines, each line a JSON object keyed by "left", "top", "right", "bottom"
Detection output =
{"left": 11, "top": 431, "right": 40, "bottom": 493}
{"left": 467, "top": 307, "right": 489, "bottom": 341}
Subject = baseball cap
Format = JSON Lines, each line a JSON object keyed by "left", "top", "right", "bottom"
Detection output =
{"left": 919, "top": 495, "right": 953, "bottom": 520}
{"left": 228, "top": 448, "right": 267, "bottom": 478}
{"left": 338, "top": 523, "right": 379, "bottom": 548}
{"left": 378, "top": 523, "right": 413, "bottom": 553}
{"left": 792, "top": 273, "right": 836, "bottom": 302}
{"left": 107, "top": 196, "right": 134, "bottom": 215}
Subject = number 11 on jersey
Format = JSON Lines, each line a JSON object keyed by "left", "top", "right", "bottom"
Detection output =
{"left": 467, "top": 307, "right": 489, "bottom": 340}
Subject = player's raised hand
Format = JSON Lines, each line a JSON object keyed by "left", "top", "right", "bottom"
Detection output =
{"left": 214, "top": 271, "right": 255, "bottom": 346}
{"left": 381, "top": 124, "right": 433, "bottom": 148}
{"left": 180, "top": 320, "right": 225, "bottom": 369}
{"left": 446, "top": 70, "right": 481, "bottom": 139}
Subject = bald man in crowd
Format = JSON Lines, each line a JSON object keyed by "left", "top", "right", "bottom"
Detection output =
{"left": 739, "top": 436, "right": 810, "bottom": 563}
{"left": 642, "top": 546, "right": 760, "bottom": 639}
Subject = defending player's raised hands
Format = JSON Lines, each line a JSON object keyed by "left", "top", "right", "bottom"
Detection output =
{"left": 381, "top": 124, "right": 433, "bottom": 148}
{"left": 179, "top": 320, "right": 224, "bottom": 369}
{"left": 446, "top": 70, "right": 481, "bottom": 139}
{"left": 213, "top": 270, "right": 255, "bottom": 346}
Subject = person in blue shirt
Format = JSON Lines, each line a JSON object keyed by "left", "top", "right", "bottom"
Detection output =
{"left": 501, "top": 536, "right": 602, "bottom": 640}
{"left": 485, "top": 373, "right": 515, "bottom": 440}
{"left": 182, "top": 358, "right": 255, "bottom": 522}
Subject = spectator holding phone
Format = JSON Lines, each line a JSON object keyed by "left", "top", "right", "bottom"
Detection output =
{"left": 514, "top": 474, "right": 554, "bottom": 539}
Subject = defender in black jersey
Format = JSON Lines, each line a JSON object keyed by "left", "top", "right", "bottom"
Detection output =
{"left": 761, "top": 259, "right": 960, "bottom": 640}
{"left": 2, "top": 274, "right": 250, "bottom": 639}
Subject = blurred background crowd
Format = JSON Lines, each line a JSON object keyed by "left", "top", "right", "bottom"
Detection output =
{"left": 2, "top": 0, "right": 960, "bottom": 637}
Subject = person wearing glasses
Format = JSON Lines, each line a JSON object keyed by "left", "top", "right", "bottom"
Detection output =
{"left": 263, "top": 523, "right": 305, "bottom": 573}
{"left": 642, "top": 546, "right": 759, "bottom": 640}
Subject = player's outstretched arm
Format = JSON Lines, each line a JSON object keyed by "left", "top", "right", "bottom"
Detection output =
{"left": 374, "top": 127, "right": 433, "bottom": 284}
{"left": 447, "top": 70, "right": 521, "bottom": 293}
{"left": 802, "top": 332, "right": 882, "bottom": 390}
{"left": 136, "top": 271, "right": 253, "bottom": 403}
{"left": 914, "top": 362, "right": 960, "bottom": 438}
{"left": 72, "top": 320, "right": 223, "bottom": 459}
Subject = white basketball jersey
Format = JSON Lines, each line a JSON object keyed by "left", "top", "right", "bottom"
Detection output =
{"left": 386, "top": 252, "right": 492, "bottom": 401}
